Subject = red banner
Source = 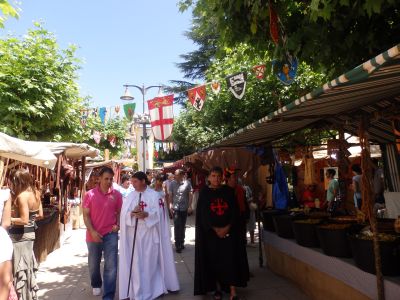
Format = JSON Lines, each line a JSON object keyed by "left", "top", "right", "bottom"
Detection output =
{"left": 188, "top": 85, "right": 206, "bottom": 111}
{"left": 147, "top": 95, "right": 174, "bottom": 141}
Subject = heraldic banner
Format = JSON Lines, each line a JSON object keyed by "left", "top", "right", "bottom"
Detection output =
{"left": 123, "top": 103, "right": 136, "bottom": 120}
{"left": 188, "top": 85, "right": 206, "bottom": 111}
{"left": 147, "top": 94, "right": 174, "bottom": 141}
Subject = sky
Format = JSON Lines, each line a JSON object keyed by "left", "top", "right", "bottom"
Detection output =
{"left": 2, "top": 0, "right": 196, "bottom": 115}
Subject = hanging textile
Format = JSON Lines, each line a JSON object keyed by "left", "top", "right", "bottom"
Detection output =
{"left": 211, "top": 80, "right": 221, "bottom": 95}
{"left": 99, "top": 107, "right": 107, "bottom": 124}
{"left": 253, "top": 64, "right": 266, "bottom": 80}
{"left": 272, "top": 159, "right": 289, "bottom": 210}
{"left": 272, "top": 55, "right": 298, "bottom": 85}
{"left": 303, "top": 152, "right": 316, "bottom": 185}
{"left": 226, "top": 72, "right": 247, "bottom": 99}
{"left": 188, "top": 85, "right": 206, "bottom": 111}
{"left": 93, "top": 131, "right": 101, "bottom": 144}
{"left": 269, "top": 1, "right": 279, "bottom": 45}
{"left": 123, "top": 103, "right": 136, "bottom": 120}
{"left": 147, "top": 94, "right": 174, "bottom": 141}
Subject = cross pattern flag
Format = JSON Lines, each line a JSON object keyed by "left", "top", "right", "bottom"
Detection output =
{"left": 226, "top": 72, "right": 247, "bottom": 99}
{"left": 188, "top": 85, "right": 206, "bottom": 111}
{"left": 147, "top": 94, "right": 174, "bottom": 141}
{"left": 253, "top": 64, "right": 266, "bottom": 79}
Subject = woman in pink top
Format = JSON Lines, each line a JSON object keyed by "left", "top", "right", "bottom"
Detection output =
{"left": 83, "top": 167, "right": 122, "bottom": 300}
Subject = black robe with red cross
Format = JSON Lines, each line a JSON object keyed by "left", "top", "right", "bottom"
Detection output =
{"left": 194, "top": 185, "right": 249, "bottom": 295}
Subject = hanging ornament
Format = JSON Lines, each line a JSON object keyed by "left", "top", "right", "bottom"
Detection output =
{"left": 108, "top": 135, "right": 116, "bottom": 147}
{"left": 115, "top": 105, "right": 121, "bottom": 114}
{"left": 188, "top": 85, "right": 207, "bottom": 111}
{"left": 269, "top": 1, "right": 279, "bottom": 45}
{"left": 93, "top": 130, "right": 101, "bottom": 144}
{"left": 80, "top": 115, "right": 88, "bottom": 127}
{"left": 226, "top": 72, "right": 247, "bottom": 99}
{"left": 253, "top": 64, "right": 266, "bottom": 80}
{"left": 92, "top": 108, "right": 98, "bottom": 118}
{"left": 123, "top": 103, "right": 136, "bottom": 120}
{"left": 211, "top": 80, "right": 221, "bottom": 95}
{"left": 272, "top": 55, "right": 298, "bottom": 85}
{"left": 99, "top": 107, "right": 107, "bottom": 124}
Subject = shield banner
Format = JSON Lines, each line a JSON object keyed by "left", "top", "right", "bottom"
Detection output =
{"left": 226, "top": 72, "right": 247, "bottom": 99}
{"left": 123, "top": 103, "right": 136, "bottom": 120}
{"left": 188, "top": 85, "right": 206, "bottom": 111}
{"left": 147, "top": 95, "right": 174, "bottom": 141}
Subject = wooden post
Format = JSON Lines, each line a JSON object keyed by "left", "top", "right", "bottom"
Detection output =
{"left": 359, "top": 117, "right": 385, "bottom": 300}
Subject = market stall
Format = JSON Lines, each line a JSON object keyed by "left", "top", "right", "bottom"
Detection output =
{"left": 0, "top": 132, "right": 99, "bottom": 262}
{"left": 206, "top": 44, "right": 400, "bottom": 299}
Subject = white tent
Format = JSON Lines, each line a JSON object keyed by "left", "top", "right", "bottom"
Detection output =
{"left": 0, "top": 132, "right": 100, "bottom": 170}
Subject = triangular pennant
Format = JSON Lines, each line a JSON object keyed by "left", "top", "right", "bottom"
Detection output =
{"left": 93, "top": 130, "right": 101, "bottom": 144}
{"left": 147, "top": 95, "right": 174, "bottom": 141}
{"left": 269, "top": 1, "right": 279, "bottom": 45}
{"left": 108, "top": 135, "right": 116, "bottom": 147}
{"left": 226, "top": 72, "right": 247, "bottom": 99}
{"left": 123, "top": 103, "right": 136, "bottom": 120}
{"left": 188, "top": 85, "right": 206, "bottom": 111}
{"left": 211, "top": 80, "right": 221, "bottom": 95}
{"left": 253, "top": 64, "right": 266, "bottom": 80}
{"left": 80, "top": 115, "right": 87, "bottom": 127}
{"left": 115, "top": 105, "right": 120, "bottom": 114}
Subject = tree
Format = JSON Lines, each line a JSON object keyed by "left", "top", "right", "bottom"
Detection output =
{"left": 0, "top": 0, "right": 19, "bottom": 28}
{"left": 179, "top": 0, "right": 400, "bottom": 77}
{"left": 0, "top": 24, "right": 85, "bottom": 141}
{"left": 172, "top": 43, "right": 327, "bottom": 153}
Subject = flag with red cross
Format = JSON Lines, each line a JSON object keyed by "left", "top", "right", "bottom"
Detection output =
{"left": 147, "top": 94, "right": 174, "bottom": 141}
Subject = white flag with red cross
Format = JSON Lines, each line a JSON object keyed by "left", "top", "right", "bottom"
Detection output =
{"left": 147, "top": 94, "right": 174, "bottom": 141}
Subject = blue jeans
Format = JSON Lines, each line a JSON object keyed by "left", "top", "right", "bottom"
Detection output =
{"left": 87, "top": 232, "right": 118, "bottom": 300}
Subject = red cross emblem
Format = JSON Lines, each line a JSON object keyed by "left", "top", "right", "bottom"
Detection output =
{"left": 210, "top": 198, "right": 228, "bottom": 216}
{"left": 139, "top": 200, "right": 147, "bottom": 211}
{"left": 159, "top": 198, "right": 164, "bottom": 207}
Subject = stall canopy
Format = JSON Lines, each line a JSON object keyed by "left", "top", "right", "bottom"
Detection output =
{"left": 0, "top": 132, "right": 100, "bottom": 169}
{"left": 0, "top": 132, "right": 57, "bottom": 169}
{"left": 210, "top": 43, "right": 400, "bottom": 148}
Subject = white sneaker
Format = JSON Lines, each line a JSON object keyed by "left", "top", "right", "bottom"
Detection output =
{"left": 92, "top": 288, "right": 101, "bottom": 296}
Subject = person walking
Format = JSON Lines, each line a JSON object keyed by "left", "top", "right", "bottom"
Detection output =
{"left": 351, "top": 164, "right": 362, "bottom": 210}
{"left": 325, "top": 168, "right": 340, "bottom": 213}
{"left": 168, "top": 169, "right": 193, "bottom": 253}
{"left": 194, "top": 166, "right": 248, "bottom": 300}
{"left": 119, "top": 172, "right": 166, "bottom": 300}
{"left": 82, "top": 167, "right": 122, "bottom": 299}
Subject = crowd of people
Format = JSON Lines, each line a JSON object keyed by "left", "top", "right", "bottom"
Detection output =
{"left": 82, "top": 166, "right": 256, "bottom": 300}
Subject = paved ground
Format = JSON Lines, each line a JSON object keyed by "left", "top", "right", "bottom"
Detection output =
{"left": 36, "top": 216, "right": 309, "bottom": 300}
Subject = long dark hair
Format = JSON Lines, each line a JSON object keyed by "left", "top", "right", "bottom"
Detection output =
{"left": 10, "top": 168, "right": 38, "bottom": 199}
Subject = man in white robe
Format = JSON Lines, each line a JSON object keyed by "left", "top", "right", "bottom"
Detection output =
{"left": 154, "top": 175, "right": 180, "bottom": 292}
{"left": 119, "top": 172, "right": 166, "bottom": 300}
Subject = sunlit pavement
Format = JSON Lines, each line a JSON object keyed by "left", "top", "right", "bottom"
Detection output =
{"left": 36, "top": 216, "right": 309, "bottom": 299}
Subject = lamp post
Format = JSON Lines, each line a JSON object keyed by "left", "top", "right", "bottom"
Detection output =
{"left": 120, "top": 84, "right": 162, "bottom": 172}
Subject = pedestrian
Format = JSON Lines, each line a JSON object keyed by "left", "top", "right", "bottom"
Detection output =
{"left": 82, "top": 166, "right": 122, "bottom": 299}
{"left": 168, "top": 169, "right": 193, "bottom": 253}
{"left": 241, "top": 175, "right": 256, "bottom": 244}
{"left": 118, "top": 174, "right": 134, "bottom": 200}
{"left": 119, "top": 171, "right": 166, "bottom": 300}
{"left": 68, "top": 187, "right": 81, "bottom": 230}
{"left": 8, "top": 168, "right": 42, "bottom": 300}
{"left": 0, "top": 188, "right": 14, "bottom": 300}
{"left": 194, "top": 166, "right": 248, "bottom": 300}
{"left": 325, "top": 168, "right": 340, "bottom": 213}
{"left": 154, "top": 175, "right": 179, "bottom": 292}
{"left": 351, "top": 164, "right": 362, "bottom": 209}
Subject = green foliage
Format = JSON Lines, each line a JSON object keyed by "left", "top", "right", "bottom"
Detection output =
{"left": 0, "top": 24, "right": 86, "bottom": 141}
{"left": 0, "top": 0, "right": 19, "bottom": 28}
{"left": 79, "top": 115, "right": 129, "bottom": 159}
{"left": 179, "top": 0, "right": 400, "bottom": 77}
{"left": 172, "top": 43, "right": 327, "bottom": 153}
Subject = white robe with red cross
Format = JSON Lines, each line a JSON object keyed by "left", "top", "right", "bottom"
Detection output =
{"left": 119, "top": 188, "right": 166, "bottom": 300}
{"left": 155, "top": 190, "right": 180, "bottom": 292}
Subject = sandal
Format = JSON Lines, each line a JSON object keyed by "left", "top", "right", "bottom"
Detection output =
{"left": 213, "top": 290, "right": 223, "bottom": 300}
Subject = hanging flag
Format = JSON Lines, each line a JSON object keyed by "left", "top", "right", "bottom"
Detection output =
{"left": 147, "top": 94, "right": 174, "bottom": 141}
{"left": 392, "top": 117, "right": 400, "bottom": 154}
{"left": 123, "top": 103, "right": 136, "bottom": 120}
{"left": 93, "top": 130, "right": 101, "bottom": 144}
{"left": 108, "top": 135, "right": 116, "bottom": 147}
{"left": 188, "top": 85, "right": 206, "bottom": 111}
{"left": 253, "top": 64, "right": 266, "bottom": 79}
{"left": 92, "top": 108, "right": 98, "bottom": 118}
{"left": 211, "top": 80, "right": 221, "bottom": 95}
{"left": 80, "top": 115, "right": 87, "bottom": 127}
{"left": 99, "top": 107, "right": 107, "bottom": 124}
{"left": 269, "top": 1, "right": 279, "bottom": 45}
{"left": 272, "top": 56, "right": 298, "bottom": 85}
{"left": 115, "top": 105, "right": 121, "bottom": 114}
{"left": 226, "top": 72, "right": 247, "bottom": 99}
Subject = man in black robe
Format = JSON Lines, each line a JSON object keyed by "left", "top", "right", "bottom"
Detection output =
{"left": 194, "top": 166, "right": 248, "bottom": 300}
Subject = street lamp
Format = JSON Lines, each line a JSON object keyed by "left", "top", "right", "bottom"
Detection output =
{"left": 120, "top": 84, "right": 162, "bottom": 172}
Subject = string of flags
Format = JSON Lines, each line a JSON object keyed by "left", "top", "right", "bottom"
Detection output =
{"left": 80, "top": 103, "right": 137, "bottom": 127}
